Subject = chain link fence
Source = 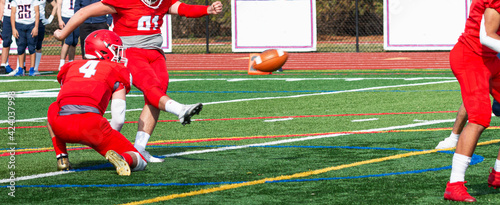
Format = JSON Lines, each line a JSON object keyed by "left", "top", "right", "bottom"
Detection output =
{"left": 41, "top": 0, "right": 383, "bottom": 55}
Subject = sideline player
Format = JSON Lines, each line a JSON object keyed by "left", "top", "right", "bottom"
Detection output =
{"left": 435, "top": 100, "right": 500, "bottom": 149}
{"left": 31, "top": 0, "right": 57, "bottom": 76}
{"left": 0, "top": 0, "right": 14, "bottom": 74}
{"left": 57, "top": 0, "right": 78, "bottom": 70}
{"left": 47, "top": 29, "right": 146, "bottom": 175}
{"left": 10, "top": 0, "right": 40, "bottom": 76}
{"left": 53, "top": 0, "right": 222, "bottom": 162}
{"left": 443, "top": 0, "right": 500, "bottom": 202}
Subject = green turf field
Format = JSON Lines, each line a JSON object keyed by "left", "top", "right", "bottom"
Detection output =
{"left": 2, "top": 69, "right": 500, "bottom": 204}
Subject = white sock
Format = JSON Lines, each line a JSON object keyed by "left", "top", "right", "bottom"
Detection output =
{"left": 495, "top": 159, "right": 500, "bottom": 171}
{"left": 34, "top": 52, "right": 42, "bottom": 71}
{"left": 164, "top": 99, "right": 184, "bottom": 116}
{"left": 450, "top": 153, "right": 472, "bottom": 183}
{"left": 1, "top": 63, "right": 6, "bottom": 67}
{"left": 68, "top": 60, "right": 73, "bottom": 62}
{"left": 449, "top": 132, "right": 460, "bottom": 140}
{"left": 134, "top": 131, "right": 150, "bottom": 152}
{"left": 58, "top": 59, "right": 65, "bottom": 70}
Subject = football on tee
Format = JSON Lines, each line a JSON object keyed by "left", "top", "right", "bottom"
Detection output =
{"left": 252, "top": 49, "right": 289, "bottom": 72}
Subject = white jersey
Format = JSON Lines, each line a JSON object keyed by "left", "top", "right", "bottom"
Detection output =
{"left": 60, "top": 0, "right": 74, "bottom": 18}
{"left": 3, "top": 0, "right": 11, "bottom": 17}
{"left": 38, "top": 0, "right": 45, "bottom": 20}
{"left": 11, "top": 0, "right": 40, "bottom": 24}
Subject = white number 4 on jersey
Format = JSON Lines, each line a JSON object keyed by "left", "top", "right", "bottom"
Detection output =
{"left": 79, "top": 61, "right": 99, "bottom": 78}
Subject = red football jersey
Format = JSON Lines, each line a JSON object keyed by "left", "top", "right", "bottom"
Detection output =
{"left": 102, "top": 0, "right": 177, "bottom": 36}
{"left": 56, "top": 60, "right": 131, "bottom": 115}
{"left": 459, "top": 0, "right": 500, "bottom": 57}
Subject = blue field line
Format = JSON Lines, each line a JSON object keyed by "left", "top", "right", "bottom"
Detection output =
{"left": 129, "top": 90, "right": 460, "bottom": 94}
{"left": 1, "top": 145, "right": 483, "bottom": 189}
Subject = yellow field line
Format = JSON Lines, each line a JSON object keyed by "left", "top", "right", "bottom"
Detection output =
{"left": 122, "top": 136, "right": 500, "bottom": 205}
{"left": 121, "top": 147, "right": 454, "bottom": 205}
{"left": 5, "top": 127, "right": 499, "bottom": 154}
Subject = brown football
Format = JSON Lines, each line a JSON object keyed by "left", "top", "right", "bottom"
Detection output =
{"left": 252, "top": 49, "right": 289, "bottom": 72}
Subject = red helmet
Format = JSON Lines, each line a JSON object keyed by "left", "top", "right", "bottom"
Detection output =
{"left": 84, "top": 29, "right": 127, "bottom": 64}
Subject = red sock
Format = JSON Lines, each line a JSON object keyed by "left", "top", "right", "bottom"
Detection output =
{"left": 121, "top": 152, "right": 134, "bottom": 165}
{"left": 51, "top": 137, "right": 67, "bottom": 156}
{"left": 144, "top": 88, "right": 165, "bottom": 108}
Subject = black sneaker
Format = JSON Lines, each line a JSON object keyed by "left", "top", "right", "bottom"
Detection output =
{"left": 0, "top": 66, "right": 5, "bottom": 74}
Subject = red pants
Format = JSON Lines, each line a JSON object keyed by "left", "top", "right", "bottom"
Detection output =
{"left": 450, "top": 41, "right": 500, "bottom": 127}
{"left": 126, "top": 48, "right": 169, "bottom": 108}
{"left": 47, "top": 102, "right": 140, "bottom": 158}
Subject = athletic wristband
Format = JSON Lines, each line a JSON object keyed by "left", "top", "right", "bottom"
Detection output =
{"left": 480, "top": 16, "right": 500, "bottom": 53}
{"left": 177, "top": 3, "right": 209, "bottom": 18}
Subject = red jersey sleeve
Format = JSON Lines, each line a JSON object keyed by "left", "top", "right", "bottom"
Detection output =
{"left": 115, "top": 83, "right": 125, "bottom": 92}
{"left": 57, "top": 62, "right": 73, "bottom": 85}
{"left": 488, "top": 0, "right": 500, "bottom": 12}
{"left": 113, "top": 64, "right": 131, "bottom": 94}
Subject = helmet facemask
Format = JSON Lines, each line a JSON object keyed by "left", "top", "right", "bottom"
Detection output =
{"left": 141, "top": 0, "right": 163, "bottom": 9}
{"left": 109, "top": 43, "right": 128, "bottom": 66}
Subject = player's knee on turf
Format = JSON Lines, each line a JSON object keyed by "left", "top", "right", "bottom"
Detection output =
{"left": 110, "top": 99, "right": 126, "bottom": 131}
{"left": 131, "top": 152, "right": 147, "bottom": 171}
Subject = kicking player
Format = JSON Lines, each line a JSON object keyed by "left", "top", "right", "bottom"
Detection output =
{"left": 443, "top": 0, "right": 500, "bottom": 202}
{"left": 47, "top": 29, "right": 146, "bottom": 175}
{"left": 53, "top": 0, "right": 222, "bottom": 162}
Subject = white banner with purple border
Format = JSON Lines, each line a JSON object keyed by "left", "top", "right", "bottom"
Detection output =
{"left": 384, "top": 0, "right": 470, "bottom": 51}
{"left": 1, "top": 15, "right": 172, "bottom": 54}
{"left": 231, "top": 0, "right": 317, "bottom": 52}
{"left": 161, "top": 15, "right": 172, "bottom": 53}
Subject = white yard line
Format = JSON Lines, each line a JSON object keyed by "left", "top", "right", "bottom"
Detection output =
{"left": 0, "top": 80, "right": 457, "bottom": 124}
{"left": 161, "top": 119, "right": 454, "bottom": 158}
{"left": 352, "top": 118, "right": 379, "bottom": 122}
{"left": 0, "top": 80, "right": 458, "bottom": 124}
{"left": 203, "top": 80, "right": 457, "bottom": 105}
{"left": 264, "top": 118, "right": 294, "bottom": 122}
{"left": 0, "top": 79, "right": 57, "bottom": 83}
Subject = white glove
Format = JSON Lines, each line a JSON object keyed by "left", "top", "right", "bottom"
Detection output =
{"left": 43, "top": 15, "right": 54, "bottom": 25}
{"left": 41, "top": 18, "right": 50, "bottom": 25}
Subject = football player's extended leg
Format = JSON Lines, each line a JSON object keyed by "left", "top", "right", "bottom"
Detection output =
{"left": 126, "top": 48, "right": 203, "bottom": 163}
{"left": 127, "top": 48, "right": 204, "bottom": 126}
